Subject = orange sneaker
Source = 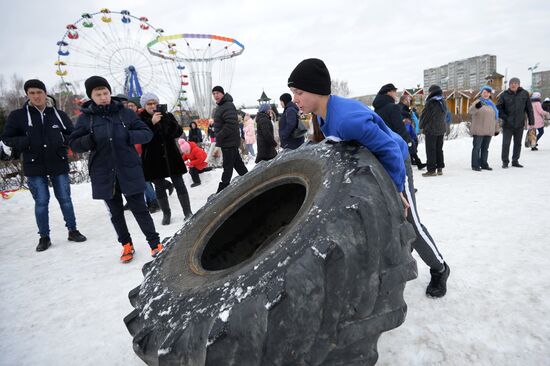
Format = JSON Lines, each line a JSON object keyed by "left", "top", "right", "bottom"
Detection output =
{"left": 151, "top": 243, "right": 163, "bottom": 258}
{"left": 120, "top": 243, "right": 135, "bottom": 263}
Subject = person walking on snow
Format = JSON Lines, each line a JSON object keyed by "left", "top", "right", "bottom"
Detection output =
{"left": 139, "top": 92, "right": 193, "bottom": 225}
{"left": 2, "top": 79, "right": 87, "bottom": 252}
{"left": 497, "top": 77, "right": 534, "bottom": 167}
{"left": 211, "top": 86, "right": 248, "bottom": 193}
{"left": 468, "top": 86, "right": 500, "bottom": 171}
{"left": 69, "top": 76, "right": 161, "bottom": 262}
{"left": 529, "top": 92, "right": 550, "bottom": 151}
{"left": 288, "top": 58, "right": 450, "bottom": 298}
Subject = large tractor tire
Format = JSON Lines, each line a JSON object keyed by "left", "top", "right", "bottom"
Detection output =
{"left": 124, "top": 141, "right": 418, "bottom": 366}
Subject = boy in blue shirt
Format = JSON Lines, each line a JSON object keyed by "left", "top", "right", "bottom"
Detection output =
{"left": 288, "top": 58, "right": 449, "bottom": 298}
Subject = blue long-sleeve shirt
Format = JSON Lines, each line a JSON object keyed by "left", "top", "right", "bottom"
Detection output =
{"left": 318, "top": 95, "right": 407, "bottom": 192}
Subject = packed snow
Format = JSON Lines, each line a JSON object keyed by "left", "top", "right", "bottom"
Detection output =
{"left": 1, "top": 133, "right": 549, "bottom": 365}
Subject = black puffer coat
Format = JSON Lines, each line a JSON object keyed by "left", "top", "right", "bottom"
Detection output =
{"left": 497, "top": 87, "right": 535, "bottom": 129}
{"left": 212, "top": 93, "right": 241, "bottom": 148}
{"left": 69, "top": 99, "right": 152, "bottom": 199}
{"left": 255, "top": 112, "right": 277, "bottom": 163}
{"left": 373, "top": 94, "right": 412, "bottom": 145}
{"left": 420, "top": 90, "right": 447, "bottom": 136}
{"left": 3, "top": 99, "right": 74, "bottom": 176}
{"left": 139, "top": 110, "right": 187, "bottom": 181}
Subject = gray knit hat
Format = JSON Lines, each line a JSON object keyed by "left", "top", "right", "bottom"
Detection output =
{"left": 140, "top": 92, "right": 159, "bottom": 107}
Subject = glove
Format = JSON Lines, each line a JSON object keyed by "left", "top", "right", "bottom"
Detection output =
{"left": 475, "top": 101, "right": 483, "bottom": 109}
{"left": 494, "top": 131, "right": 500, "bottom": 136}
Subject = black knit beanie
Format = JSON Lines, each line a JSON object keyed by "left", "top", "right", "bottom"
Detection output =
{"left": 212, "top": 85, "right": 225, "bottom": 94}
{"left": 85, "top": 76, "right": 112, "bottom": 98}
{"left": 288, "top": 58, "right": 331, "bottom": 95}
{"left": 279, "top": 93, "right": 292, "bottom": 105}
{"left": 24, "top": 79, "right": 47, "bottom": 94}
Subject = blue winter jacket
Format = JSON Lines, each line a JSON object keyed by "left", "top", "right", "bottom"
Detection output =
{"left": 69, "top": 99, "right": 153, "bottom": 200}
{"left": 319, "top": 95, "right": 407, "bottom": 192}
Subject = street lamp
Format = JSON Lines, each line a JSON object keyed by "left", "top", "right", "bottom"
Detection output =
{"left": 528, "top": 62, "right": 540, "bottom": 92}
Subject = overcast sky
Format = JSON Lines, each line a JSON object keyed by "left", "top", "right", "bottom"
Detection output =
{"left": 1, "top": 0, "right": 549, "bottom": 107}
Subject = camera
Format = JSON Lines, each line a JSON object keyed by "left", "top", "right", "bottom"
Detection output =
{"left": 155, "top": 104, "right": 167, "bottom": 114}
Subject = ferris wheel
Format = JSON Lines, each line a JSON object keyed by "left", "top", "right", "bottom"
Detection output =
{"left": 147, "top": 33, "right": 245, "bottom": 118}
{"left": 54, "top": 9, "right": 187, "bottom": 111}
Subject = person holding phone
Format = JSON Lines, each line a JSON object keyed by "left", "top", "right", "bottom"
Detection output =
{"left": 139, "top": 92, "right": 192, "bottom": 225}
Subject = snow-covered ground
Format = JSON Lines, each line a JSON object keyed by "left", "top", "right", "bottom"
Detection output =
{"left": 1, "top": 134, "right": 549, "bottom": 366}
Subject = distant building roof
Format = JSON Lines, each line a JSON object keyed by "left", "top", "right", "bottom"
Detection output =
{"left": 257, "top": 91, "right": 271, "bottom": 102}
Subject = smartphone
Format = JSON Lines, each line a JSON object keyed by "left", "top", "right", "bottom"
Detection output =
{"left": 155, "top": 104, "right": 167, "bottom": 114}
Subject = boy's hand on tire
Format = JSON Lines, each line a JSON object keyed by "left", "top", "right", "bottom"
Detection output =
{"left": 400, "top": 192, "right": 410, "bottom": 218}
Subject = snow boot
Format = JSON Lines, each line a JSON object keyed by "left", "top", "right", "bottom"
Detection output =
{"left": 437, "top": 168, "right": 443, "bottom": 175}
{"left": 422, "top": 171, "right": 437, "bottom": 177}
{"left": 426, "top": 262, "right": 450, "bottom": 298}
{"left": 216, "top": 182, "right": 229, "bottom": 193}
{"left": 120, "top": 243, "right": 135, "bottom": 263}
{"left": 512, "top": 161, "right": 524, "bottom": 168}
{"left": 178, "top": 192, "right": 193, "bottom": 220}
{"left": 157, "top": 197, "right": 171, "bottom": 225}
{"left": 151, "top": 243, "right": 164, "bottom": 258}
{"left": 189, "top": 168, "right": 201, "bottom": 186}
{"left": 68, "top": 230, "right": 87, "bottom": 242}
{"left": 148, "top": 200, "right": 160, "bottom": 214}
{"left": 36, "top": 236, "right": 51, "bottom": 252}
{"left": 417, "top": 163, "right": 427, "bottom": 170}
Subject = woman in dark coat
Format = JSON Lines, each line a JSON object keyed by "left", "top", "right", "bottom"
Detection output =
{"left": 69, "top": 76, "right": 161, "bottom": 262}
{"left": 255, "top": 103, "right": 277, "bottom": 163}
{"left": 139, "top": 92, "right": 192, "bottom": 225}
{"left": 188, "top": 121, "right": 203, "bottom": 145}
{"left": 420, "top": 85, "right": 448, "bottom": 176}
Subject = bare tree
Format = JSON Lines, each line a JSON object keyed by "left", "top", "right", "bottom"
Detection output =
{"left": 331, "top": 79, "right": 351, "bottom": 97}
{"left": 0, "top": 74, "right": 27, "bottom": 112}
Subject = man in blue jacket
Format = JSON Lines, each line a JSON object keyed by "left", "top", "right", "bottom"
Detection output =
{"left": 2, "top": 79, "right": 87, "bottom": 252}
{"left": 69, "top": 76, "right": 161, "bottom": 263}
{"left": 279, "top": 93, "right": 305, "bottom": 149}
{"left": 288, "top": 59, "right": 450, "bottom": 298}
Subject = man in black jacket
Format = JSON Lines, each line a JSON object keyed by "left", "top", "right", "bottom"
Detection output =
{"left": 211, "top": 86, "right": 248, "bottom": 193}
{"left": 373, "top": 83, "right": 413, "bottom": 147}
{"left": 279, "top": 93, "right": 304, "bottom": 149}
{"left": 497, "top": 77, "right": 534, "bottom": 168}
{"left": 2, "top": 79, "right": 86, "bottom": 251}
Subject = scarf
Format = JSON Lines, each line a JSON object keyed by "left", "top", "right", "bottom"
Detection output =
{"left": 479, "top": 97, "right": 499, "bottom": 120}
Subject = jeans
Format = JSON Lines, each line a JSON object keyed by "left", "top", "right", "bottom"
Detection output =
{"left": 425, "top": 134, "right": 445, "bottom": 172}
{"left": 536, "top": 127, "right": 544, "bottom": 142}
{"left": 144, "top": 182, "right": 156, "bottom": 203}
{"left": 27, "top": 174, "right": 77, "bottom": 237}
{"left": 501, "top": 127, "right": 524, "bottom": 164}
{"left": 245, "top": 144, "right": 256, "bottom": 156}
{"left": 471, "top": 135, "right": 492, "bottom": 169}
{"left": 221, "top": 147, "right": 248, "bottom": 185}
